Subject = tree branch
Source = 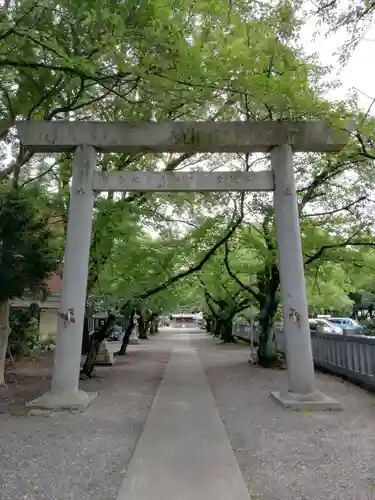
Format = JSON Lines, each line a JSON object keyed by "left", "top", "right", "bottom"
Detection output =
{"left": 302, "top": 196, "right": 367, "bottom": 218}
{"left": 304, "top": 238, "right": 375, "bottom": 266}
{"left": 355, "top": 131, "right": 375, "bottom": 160}
{"left": 223, "top": 240, "right": 262, "bottom": 302}
{"left": 120, "top": 216, "right": 243, "bottom": 311}
{"left": 0, "top": 149, "right": 33, "bottom": 182}
{"left": 203, "top": 290, "right": 219, "bottom": 318}
{"left": 200, "top": 279, "right": 222, "bottom": 308}
{"left": 0, "top": 58, "right": 134, "bottom": 85}
{"left": 221, "top": 282, "right": 243, "bottom": 301}
{"left": 234, "top": 300, "right": 252, "bottom": 315}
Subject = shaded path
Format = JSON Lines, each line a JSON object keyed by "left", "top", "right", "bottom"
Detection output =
{"left": 116, "top": 337, "right": 248, "bottom": 500}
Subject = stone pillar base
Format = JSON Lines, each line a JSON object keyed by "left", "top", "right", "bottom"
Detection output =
{"left": 129, "top": 327, "right": 139, "bottom": 345}
{"left": 27, "top": 389, "right": 97, "bottom": 411}
{"left": 270, "top": 391, "right": 342, "bottom": 411}
{"left": 95, "top": 340, "right": 115, "bottom": 366}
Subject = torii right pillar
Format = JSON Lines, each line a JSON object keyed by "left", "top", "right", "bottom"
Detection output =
{"left": 270, "top": 144, "right": 342, "bottom": 410}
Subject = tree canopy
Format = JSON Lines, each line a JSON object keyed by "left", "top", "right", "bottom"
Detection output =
{"left": 0, "top": 0, "right": 375, "bottom": 369}
{"left": 0, "top": 184, "right": 60, "bottom": 301}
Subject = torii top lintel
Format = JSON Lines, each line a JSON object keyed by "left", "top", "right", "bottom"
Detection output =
{"left": 15, "top": 120, "right": 349, "bottom": 154}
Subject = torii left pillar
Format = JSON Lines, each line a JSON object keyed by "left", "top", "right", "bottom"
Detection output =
{"left": 29, "top": 145, "right": 97, "bottom": 410}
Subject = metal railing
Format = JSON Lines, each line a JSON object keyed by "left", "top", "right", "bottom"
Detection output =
{"left": 233, "top": 322, "right": 375, "bottom": 388}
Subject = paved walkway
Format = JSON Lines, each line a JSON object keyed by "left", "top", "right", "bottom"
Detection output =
{"left": 116, "top": 340, "right": 249, "bottom": 500}
{"left": 2, "top": 329, "right": 375, "bottom": 499}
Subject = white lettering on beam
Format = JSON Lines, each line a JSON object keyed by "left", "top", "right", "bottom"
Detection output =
{"left": 92, "top": 171, "right": 274, "bottom": 193}
{"left": 16, "top": 121, "right": 348, "bottom": 153}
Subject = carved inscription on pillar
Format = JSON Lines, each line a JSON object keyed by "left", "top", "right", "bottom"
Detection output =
{"left": 171, "top": 125, "right": 222, "bottom": 150}
{"left": 92, "top": 170, "right": 275, "bottom": 192}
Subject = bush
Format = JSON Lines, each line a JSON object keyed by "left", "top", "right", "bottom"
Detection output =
{"left": 359, "top": 319, "right": 375, "bottom": 336}
{"left": 8, "top": 304, "right": 41, "bottom": 357}
{"left": 0, "top": 185, "right": 60, "bottom": 303}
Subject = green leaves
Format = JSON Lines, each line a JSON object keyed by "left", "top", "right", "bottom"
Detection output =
{"left": 313, "top": 0, "right": 375, "bottom": 62}
{"left": 0, "top": 184, "right": 60, "bottom": 301}
{"left": 1, "top": 0, "right": 374, "bottom": 326}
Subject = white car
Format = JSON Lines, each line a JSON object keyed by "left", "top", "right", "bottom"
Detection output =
{"left": 309, "top": 318, "right": 343, "bottom": 335}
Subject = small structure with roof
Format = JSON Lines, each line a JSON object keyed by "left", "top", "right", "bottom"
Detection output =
{"left": 11, "top": 272, "right": 62, "bottom": 341}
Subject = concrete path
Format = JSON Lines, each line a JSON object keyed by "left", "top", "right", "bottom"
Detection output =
{"left": 116, "top": 337, "right": 249, "bottom": 500}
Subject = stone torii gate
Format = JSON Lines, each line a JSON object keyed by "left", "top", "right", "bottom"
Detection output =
{"left": 16, "top": 120, "right": 347, "bottom": 411}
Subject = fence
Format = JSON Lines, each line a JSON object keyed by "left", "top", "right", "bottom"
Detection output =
{"left": 233, "top": 322, "right": 375, "bottom": 388}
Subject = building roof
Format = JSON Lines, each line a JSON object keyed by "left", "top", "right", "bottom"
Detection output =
{"left": 11, "top": 272, "right": 62, "bottom": 309}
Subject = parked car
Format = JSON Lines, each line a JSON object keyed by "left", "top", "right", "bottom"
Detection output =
{"left": 309, "top": 318, "right": 343, "bottom": 335}
{"left": 328, "top": 317, "right": 364, "bottom": 334}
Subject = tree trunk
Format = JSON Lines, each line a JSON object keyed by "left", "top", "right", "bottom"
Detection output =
{"left": 256, "top": 264, "right": 280, "bottom": 367}
{"left": 369, "top": 303, "right": 374, "bottom": 319}
{"left": 204, "top": 316, "right": 212, "bottom": 332}
{"left": 257, "top": 296, "right": 279, "bottom": 367}
{"left": 116, "top": 309, "right": 135, "bottom": 356}
{"left": 257, "top": 320, "right": 278, "bottom": 367}
{"left": 138, "top": 314, "right": 148, "bottom": 339}
{"left": 145, "top": 320, "right": 151, "bottom": 335}
{"left": 81, "top": 316, "right": 91, "bottom": 355}
{"left": 0, "top": 300, "right": 10, "bottom": 386}
{"left": 149, "top": 315, "right": 158, "bottom": 335}
{"left": 213, "top": 318, "right": 221, "bottom": 337}
{"left": 80, "top": 314, "right": 116, "bottom": 378}
{"left": 2, "top": 0, "right": 12, "bottom": 13}
{"left": 219, "top": 318, "right": 235, "bottom": 343}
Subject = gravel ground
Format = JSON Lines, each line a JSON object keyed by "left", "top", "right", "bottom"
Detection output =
{"left": 195, "top": 336, "right": 375, "bottom": 500}
{"left": 0, "top": 344, "right": 171, "bottom": 500}
{"left": 3, "top": 331, "right": 375, "bottom": 500}
{"left": 0, "top": 352, "right": 53, "bottom": 414}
